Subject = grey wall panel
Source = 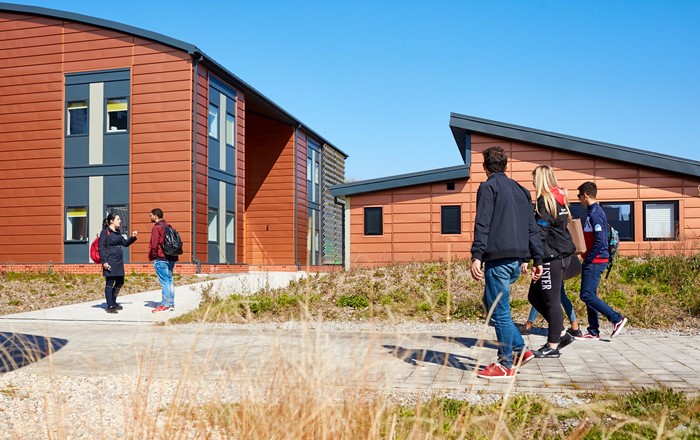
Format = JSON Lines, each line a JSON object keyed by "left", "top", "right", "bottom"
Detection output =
{"left": 209, "top": 138, "right": 220, "bottom": 169}
{"left": 66, "top": 69, "right": 130, "bottom": 85}
{"left": 226, "top": 183, "right": 235, "bottom": 210}
{"left": 103, "top": 80, "right": 130, "bottom": 97}
{"left": 104, "top": 174, "right": 129, "bottom": 205}
{"left": 208, "top": 177, "right": 219, "bottom": 207}
{"left": 208, "top": 243, "right": 218, "bottom": 264}
{"left": 64, "top": 242, "right": 88, "bottom": 264}
{"left": 103, "top": 133, "right": 129, "bottom": 165}
{"left": 64, "top": 177, "right": 89, "bottom": 206}
{"left": 65, "top": 137, "right": 89, "bottom": 167}
{"left": 226, "top": 244, "right": 235, "bottom": 264}
{"left": 65, "top": 83, "right": 89, "bottom": 101}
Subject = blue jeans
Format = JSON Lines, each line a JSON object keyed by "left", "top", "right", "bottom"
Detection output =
{"left": 154, "top": 259, "right": 176, "bottom": 307}
{"left": 580, "top": 262, "right": 622, "bottom": 335}
{"left": 483, "top": 258, "right": 524, "bottom": 369}
{"left": 527, "top": 284, "right": 577, "bottom": 323}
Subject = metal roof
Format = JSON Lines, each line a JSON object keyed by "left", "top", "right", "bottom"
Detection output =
{"left": 0, "top": 2, "right": 348, "bottom": 158}
{"left": 450, "top": 112, "right": 700, "bottom": 178}
{"left": 329, "top": 164, "right": 469, "bottom": 197}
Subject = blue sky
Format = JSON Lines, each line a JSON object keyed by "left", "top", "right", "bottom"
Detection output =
{"left": 22, "top": 0, "right": 700, "bottom": 180}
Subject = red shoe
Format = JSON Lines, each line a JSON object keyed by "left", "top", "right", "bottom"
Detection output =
{"left": 513, "top": 350, "right": 535, "bottom": 367}
{"left": 477, "top": 363, "right": 515, "bottom": 379}
{"left": 152, "top": 305, "right": 169, "bottom": 313}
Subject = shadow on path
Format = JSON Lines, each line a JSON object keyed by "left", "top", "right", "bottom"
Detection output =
{"left": 432, "top": 335, "right": 500, "bottom": 350}
{"left": 0, "top": 332, "right": 68, "bottom": 373}
{"left": 383, "top": 345, "right": 479, "bottom": 370}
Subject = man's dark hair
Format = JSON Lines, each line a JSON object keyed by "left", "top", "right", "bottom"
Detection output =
{"left": 151, "top": 208, "right": 164, "bottom": 219}
{"left": 577, "top": 181, "right": 598, "bottom": 198}
{"left": 482, "top": 146, "right": 508, "bottom": 173}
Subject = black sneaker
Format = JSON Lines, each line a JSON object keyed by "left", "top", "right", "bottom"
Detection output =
{"left": 566, "top": 327, "right": 583, "bottom": 338}
{"left": 114, "top": 303, "right": 123, "bottom": 310}
{"left": 533, "top": 344, "right": 560, "bottom": 358}
{"left": 558, "top": 332, "right": 575, "bottom": 350}
{"left": 106, "top": 306, "right": 118, "bottom": 314}
{"left": 515, "top": 323, "right": 531, "bottom": 335}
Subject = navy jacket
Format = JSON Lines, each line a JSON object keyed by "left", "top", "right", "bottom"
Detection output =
{"left": 471, "top": 172, "right": 543, "bottom": 265}
{"left": 98, "top": 227, "right": 137, "bottom": 277}
{"left": 582, "top": 203, "right": 609, "bottom": 265}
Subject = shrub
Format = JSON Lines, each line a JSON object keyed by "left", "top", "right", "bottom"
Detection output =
{"left": 336, "top": 295, "right": 369, "bottom": 309}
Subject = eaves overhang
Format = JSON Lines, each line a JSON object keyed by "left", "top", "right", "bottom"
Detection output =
{"left": 449, "top": 112, "right": 700, "bottom": 179}
{"left": 330, "top": 164, "right": 469, "bottom": 197}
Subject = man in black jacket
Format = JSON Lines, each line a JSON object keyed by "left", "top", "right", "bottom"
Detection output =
{"left": 470, "top": 146, "right": 544, "bottom": 379}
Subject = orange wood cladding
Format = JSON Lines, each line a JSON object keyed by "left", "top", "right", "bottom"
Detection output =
{"left": 244, "top": 113, "right": 296, "bottom": 264}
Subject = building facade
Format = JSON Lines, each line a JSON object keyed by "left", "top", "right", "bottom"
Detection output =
{"left": 0, "top": 3, "right": 346, "bottom": 273}
{"left": 331, "top": 114, "right": 700, "bottom": 268}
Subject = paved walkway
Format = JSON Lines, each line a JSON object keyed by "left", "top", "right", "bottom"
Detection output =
{"left": 1, "top": 276, "right": 699, "bottom": 395}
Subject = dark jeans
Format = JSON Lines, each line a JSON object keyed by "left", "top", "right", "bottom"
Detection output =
{"left": 580, "top": 262, "right": 622, "bottom": 335}
{"left": 483, "top": 258, "right": 524, "bottom": 369}
{"left": 528, "top": 258, "right": 565, "bottom": 344}
{"left": 105, "top": 276, "right": 125, "bottom": 308}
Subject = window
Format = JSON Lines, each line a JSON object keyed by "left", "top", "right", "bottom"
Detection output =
{"left": 208, "top": 104, "right": 219, "bottom": 139}
{"left": 364, "top": 207, "right": 383, "bottom": 236}
{"left": 446, "top": 181, "right": 456, "bottom": 191}
{"left": 441, "top": 205, "right": 461, "bottom": 234}
{"left": 225, "top": 113, "right": 235, "bottom": 146}
{"left": 307, "top": 208, "right": 320, "bottom": 265}
{"left": 644, "top": 201, "right": 678, "bottom": 241}
{"left": 67, "top": 101, "right": 88, "bottom": 135}
{"left": 225, "top": 212, "right": 235, "bottom": 244}
{"left": 307, "top": 146, "right": 320, "bottom": 204}
{"left": 66, "top": 207, "right": 87, "bottom": 241}
{"left": 208, "top": 208, "right": 218, "bottom": 241}
{"left": 570, "top": 202, "right": 634, "bottom": 241}
{"left": 106, "top": 98, "right": 128, "bottom": 132}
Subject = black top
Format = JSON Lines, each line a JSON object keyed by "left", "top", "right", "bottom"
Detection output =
{"left": 534, "top": 196, "right": 576, "bottom": 262}
{"left": 98, "top": 227, "right": 137, "bottom": 277}
{"left": 471, "top": 172, "right": 543, "bottom": 265}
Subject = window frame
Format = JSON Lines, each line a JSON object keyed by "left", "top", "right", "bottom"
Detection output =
{"left": 225, "top": 211, "right": 235, "bottom": 244}
{"left": 66, "top": 100, "right": 89, "bottom": 136}
{"left": 643, "top": 200, "right": 679, "bottom": 241}
{"left": 363, "top": 207, "right": 383, "bottom": 236}
{"left": 208, "top": 104, "right": 219, "bottom": 139}
{"left": 65, "top": 206, "right": 88, "bottom": 242}
{"left": 105, "top": 97, "right": 129, "bottom": 133}
{"left": 208, "top": 208, "right": 219, "bottom": 242}
{"left": 440, "top": 205, "right": 462, "bottom": 235}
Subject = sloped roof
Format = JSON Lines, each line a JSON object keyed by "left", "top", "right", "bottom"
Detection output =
{"left": 450, "top": 113, "right": 700, "bottom": 178}
{"left": 330, "top": 164, "right": 469, "bottom": 197}
{"left": 0, "top": 2, "right": 348, "bottom": 157}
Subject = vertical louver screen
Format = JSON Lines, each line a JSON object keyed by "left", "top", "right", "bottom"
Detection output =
{"left": 321, "top": 146, "right": 345, "bottom": 264}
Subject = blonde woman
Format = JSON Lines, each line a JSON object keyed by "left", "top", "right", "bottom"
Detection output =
{"left": 528, "top": 165, "right": 577, "bottom": 358}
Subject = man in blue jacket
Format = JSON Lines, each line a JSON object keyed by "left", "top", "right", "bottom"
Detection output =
{"left": 470, "top": 146, "right": 544, "bottom": 379}
{"left": 575, "top": 181, "right": 627, "bottom": 340}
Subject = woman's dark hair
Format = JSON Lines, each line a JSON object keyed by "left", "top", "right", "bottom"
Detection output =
{"left": 102, "top": 213, "right": 117, "bottom": 229}
{"left": 482, "top": 146, "right": 508, "bottom": 173}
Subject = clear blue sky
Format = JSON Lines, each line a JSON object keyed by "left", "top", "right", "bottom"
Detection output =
{"left": 22, "top": 0, "right": 700, "bottom": 180}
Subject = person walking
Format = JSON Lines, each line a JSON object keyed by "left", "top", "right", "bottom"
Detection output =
{"left": 518, "top": 284, "right": 582, "bottom": 338}
{"left": 575, "top": 181, "right": 628, "bottom": 340}
{"left": 470, "top": 146, "right": 543, "bottom": 379}
{"left": 148, "top": 208, "right": 178, "bottom": 313}
{"left": 98, "top": 213, "right": 137, "bottom": 314}
{"left": 526, "top": 165, "right": 577, "bottom": 358}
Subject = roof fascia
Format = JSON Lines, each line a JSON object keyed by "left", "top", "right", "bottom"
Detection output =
{"left": 330, "top": 165, "right": 469, "bottom": 197}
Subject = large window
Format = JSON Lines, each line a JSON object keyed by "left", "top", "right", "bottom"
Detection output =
{"left": 364, "top": 207, "right": 383, "bottom": 236}
{"left": 441, "top": 205, "right": 461, "bottom": 234}
{"left": 644, "top": 201, "right": 678, "bottom": 241}
{"left": 307, "top": 146, "right": 320, "bottom": 204}
{"left": 106, "top": 98, "right": 128, "bottom": 132}
{"left": 225, "top": 113, "right": 235, "bottom": 146}
{"left": 570, "top": 202, "right": 634, "bottom": 241}
{"left": 66, "top": 207, "right": 87, "bottom": 241}
{"left": 225, "top": 212, "right": 235, "bottom": 244}
{"left": 208, "top": 208, "right": 218, "bottom": 242}
{"left": 67, "top": 101, "right": 88, "bottom": 135}
{"left": 208, "top": 104, "right": 219, "bottom": 139}
{"left": 307, "top": 208, "right": 320, "bottom": 265}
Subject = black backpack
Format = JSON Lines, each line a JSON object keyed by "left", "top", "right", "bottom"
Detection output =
{"left": 161, "top": 224, "right": 183, "bottom": 256}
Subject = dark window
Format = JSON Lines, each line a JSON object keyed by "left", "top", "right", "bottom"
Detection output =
{"left": 571, "top": 202, "right": 634, "bottom": 241}
{"left": 446, "top": 181, "right": 455, "bottom": 191}
{"left": 441, "top": 205, "right": 461, "bottom": 234}
{"left": 67, "top": 101, "right": 88, "bottom": 135}
{"left": 643, "top": 201, "right": 678, "bottom": 241}
{"left": 364, "top": 207, "right": 383, "bottom": 236}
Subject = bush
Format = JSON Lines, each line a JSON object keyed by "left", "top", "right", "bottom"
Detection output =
{"left": 336, "top": 295, "right": 369, "bottom": 309}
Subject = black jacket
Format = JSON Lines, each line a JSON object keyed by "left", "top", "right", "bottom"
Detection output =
{"left": 98, "top": 227, "right": 137, "bottom": 277}
{"left": 534, "top": 196, "right": 576, "bottom": 262}
{"left": 471, "top": 172, "right": 543, "bottom": 265}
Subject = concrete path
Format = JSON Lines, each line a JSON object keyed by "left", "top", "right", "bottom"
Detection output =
{"left": 1, "top": 276, "right": 699, "bottom": 396}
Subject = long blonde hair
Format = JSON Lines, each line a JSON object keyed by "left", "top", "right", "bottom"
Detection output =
{"left": 532, "top": 165, "right": 571, "bottom": 219}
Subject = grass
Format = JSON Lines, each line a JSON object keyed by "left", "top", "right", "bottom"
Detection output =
{"left": 173, "top": 255, "right": 700, "bottom": 330}
{"left": 0, "top": 270, "right": 206, "bottom": 315}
